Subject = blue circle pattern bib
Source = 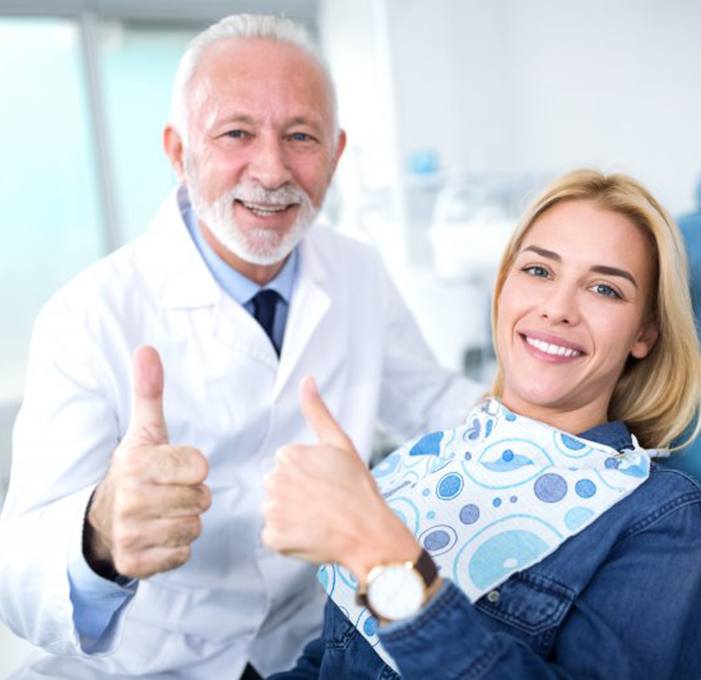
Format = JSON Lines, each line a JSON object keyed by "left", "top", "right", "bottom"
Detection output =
{"left": 320, "top": 399, "right": 655, "bottom": 671}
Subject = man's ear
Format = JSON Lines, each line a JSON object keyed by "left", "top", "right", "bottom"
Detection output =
{"left": 329, "top": 129, "right": 347, "bottom": 179}
{"left": 630, "top": 321, "right": 659, "bottom": 359}
{"left": 163, "top": 125, "right": 186, "bottom": 182}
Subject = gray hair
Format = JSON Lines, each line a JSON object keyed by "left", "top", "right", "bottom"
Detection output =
{"left": 169, "top": 14, "right": 339, "bottom": 143}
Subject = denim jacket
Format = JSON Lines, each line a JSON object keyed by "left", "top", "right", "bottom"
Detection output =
{"left": 270, "top": 423, "right": 701, "bottom": 679}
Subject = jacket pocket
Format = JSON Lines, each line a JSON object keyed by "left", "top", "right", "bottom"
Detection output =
{"left": 475, "top": 571, "right": 574, "bottom": 636}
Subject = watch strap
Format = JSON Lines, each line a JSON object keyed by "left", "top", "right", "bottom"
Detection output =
{"left": 414, "top": 548, "right": 438, "bottom": 589}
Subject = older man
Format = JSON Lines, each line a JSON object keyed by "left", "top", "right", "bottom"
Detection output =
{"left": 0, "top": 14, "right": 481, "bottom": 680}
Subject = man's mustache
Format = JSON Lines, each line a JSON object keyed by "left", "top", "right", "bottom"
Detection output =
{"left": 228, "top": 182, "right": 311, "bottom": 208}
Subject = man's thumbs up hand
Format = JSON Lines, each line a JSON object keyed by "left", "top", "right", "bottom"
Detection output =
{"left": 85, "top": 346, "right": 211, "bottom": 580}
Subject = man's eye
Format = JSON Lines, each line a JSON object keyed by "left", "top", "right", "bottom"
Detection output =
{"left": 523, "top": 265, "right": 549, "bottom": 278}
{"left": 289, "top": 132, "right": 315, "bottom": 142}
{"left": 591, "top": 283, "right": 621, "bottom": 299}
{"left": 223, "top": 129, "right": 250, "bottom": 139}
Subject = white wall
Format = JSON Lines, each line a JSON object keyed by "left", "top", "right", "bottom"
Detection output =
{"left": 508, "top": 0, "right": 701, "bottom": 213}
{"left": 389, "top": 0, "right": 516, "bottom": 175}
{"left": 383, "top": 0, "right": 701, "bottom": 213}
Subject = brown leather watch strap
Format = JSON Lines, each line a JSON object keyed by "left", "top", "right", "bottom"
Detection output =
{"left": 415, "top": 548, "right": 438, "bottom": 589}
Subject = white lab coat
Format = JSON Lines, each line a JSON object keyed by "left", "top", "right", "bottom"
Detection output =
{"left": 0, "top": 189, "right": 483, "bottom": 679}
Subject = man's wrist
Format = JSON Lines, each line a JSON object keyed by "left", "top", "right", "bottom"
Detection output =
{"left": 83, "top": 490, "right": 124, "bottom": 582}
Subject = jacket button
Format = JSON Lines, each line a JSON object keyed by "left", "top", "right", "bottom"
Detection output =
{"left": 486, "top": 589, "right": 500, "bottom": 603}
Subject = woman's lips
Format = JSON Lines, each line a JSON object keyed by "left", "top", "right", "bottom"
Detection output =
{"left": 519, "top": 332, "right": 585, "bottom": 362}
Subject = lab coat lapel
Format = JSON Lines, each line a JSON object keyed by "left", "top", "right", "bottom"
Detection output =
{"left": 212, "top": 293, "right": 280, "bottom": 368}
{"left": 274, "top": 229, "right": 331, "bottom": 397}
{"left": 145, "top": 186, "right": 220, "bottom": 309}
{"left": 147, "top": 188, "right": 278, "bottom": 364}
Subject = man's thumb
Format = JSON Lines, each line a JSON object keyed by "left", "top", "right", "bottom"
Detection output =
{"left": 126, "top": 345, "right": 169, "bottom": 445}
{"left": 300, "top": 376, "right": 352, "bottom": 449}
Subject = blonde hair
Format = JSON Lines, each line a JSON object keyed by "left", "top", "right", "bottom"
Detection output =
{"left": 491, "top": 169, "right": 701, "bottom": 450}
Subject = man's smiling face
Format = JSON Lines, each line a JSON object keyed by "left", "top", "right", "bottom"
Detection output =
{"left": 173, "top": 37, "right": 345, "bottom": 271}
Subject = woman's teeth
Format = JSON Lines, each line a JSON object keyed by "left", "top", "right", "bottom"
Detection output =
{"left": 526, "top": 336, "right": 581, "bottom": 357}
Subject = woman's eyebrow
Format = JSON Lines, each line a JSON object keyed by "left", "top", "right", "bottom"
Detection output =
{"left": 521, "top": 245, "right": 561, "bottom": 261}
{"left": 590, "top": 265, "right": 637, "bottom": 288}
{"left": 520, "top": 245, "right": 637, "bottom": 287}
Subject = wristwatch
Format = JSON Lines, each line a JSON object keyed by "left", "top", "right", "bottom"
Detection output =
{"left": 356, "top": 549, "right": 438, "bottom": 621}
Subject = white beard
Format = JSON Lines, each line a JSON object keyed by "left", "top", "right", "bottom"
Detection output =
{"left": 184, "top": 156, "right": 319, "bottom": 266}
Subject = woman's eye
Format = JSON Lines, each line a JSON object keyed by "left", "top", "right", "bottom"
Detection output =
{"left": 591, "top": 283, "right": 621, "bottom": 299}
{"left": 523, "top": 265, "right": 549, "bottom": 278}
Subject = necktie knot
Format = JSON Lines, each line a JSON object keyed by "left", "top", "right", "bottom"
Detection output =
{"left": 251, "top": 289, "right": 282, "bottom": 356}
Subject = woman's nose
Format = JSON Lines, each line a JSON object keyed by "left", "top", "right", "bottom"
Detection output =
{"left": 538, "top": 284, "right": 580, "bottom": 325}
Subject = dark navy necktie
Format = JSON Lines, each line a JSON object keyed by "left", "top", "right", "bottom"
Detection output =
{"left": 251, "top": 289, "right": 281, "bottom": 356}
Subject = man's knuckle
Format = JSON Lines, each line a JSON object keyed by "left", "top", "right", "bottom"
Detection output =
{"left": 197, "top": 485, "right": 212, "bottom": 511}
{"left": 113, "top": 527, "right": 136, "bottom": 552}
{"left": 115, "top": 553, "right": 138, "bottom": 577}
{"left": 193, "top": 449, "right": 209, "bottom": 478}
{"left": 173, "top": 545, "right": 191, "bottom": 567}
{"left": 188, "top": 516, "right": 203, "bottom": 540}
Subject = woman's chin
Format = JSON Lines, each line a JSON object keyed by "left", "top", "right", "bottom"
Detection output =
{"left": 501, "top": 384, "right": 575, "bottom": 416}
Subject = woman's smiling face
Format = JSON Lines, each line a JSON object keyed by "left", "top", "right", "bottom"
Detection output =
{"left": 496, "top": 199, "right": 659, "bottom": 434}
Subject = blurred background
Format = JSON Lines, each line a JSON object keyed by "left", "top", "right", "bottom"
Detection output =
{"left": 1, "top": 0, "right": 701, "bottom": 673}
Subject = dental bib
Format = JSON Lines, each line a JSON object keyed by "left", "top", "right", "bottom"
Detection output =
{"left": 319, "top": 399, "right": 657, "bottom": 672}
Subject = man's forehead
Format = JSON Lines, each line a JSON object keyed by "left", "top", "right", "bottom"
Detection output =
{"left": 189, "top": 38, "right": 333, "bottom": 128}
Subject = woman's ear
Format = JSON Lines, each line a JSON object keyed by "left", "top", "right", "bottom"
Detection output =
{"left": 630, "top": 321, "right": 659, "bottom": 359}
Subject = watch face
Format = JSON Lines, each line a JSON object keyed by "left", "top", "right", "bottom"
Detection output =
{"left": 367, "top": 564, "right": 425, "bottom": 621}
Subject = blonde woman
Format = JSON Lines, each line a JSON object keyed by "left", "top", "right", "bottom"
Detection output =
{"left": 264, "top": 170, "right": 701, "bottom": 679}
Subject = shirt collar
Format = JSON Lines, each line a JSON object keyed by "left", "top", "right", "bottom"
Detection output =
{"left": 183, "top": 194, "right": 298, "bottom": 306}
{"left": 578, "top": 420, "right": 633, "bottom": 451}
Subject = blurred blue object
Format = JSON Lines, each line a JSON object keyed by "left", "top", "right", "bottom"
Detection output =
{"left": 670, "top": 175, "right": 701, "bottom": 480}
{"left": 408, "top": 148, "right": 440, "bottom": 175}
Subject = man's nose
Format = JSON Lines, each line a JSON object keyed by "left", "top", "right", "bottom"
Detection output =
{"left": 246, "top": 136, "right": 293, "bottom": 190}
{"left": 539, "top": 283, "right": 580, "bottom": 325}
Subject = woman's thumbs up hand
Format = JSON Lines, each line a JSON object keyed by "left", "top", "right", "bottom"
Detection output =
{"left": 262, "top": 377, "right": 420, "bottom": 585}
